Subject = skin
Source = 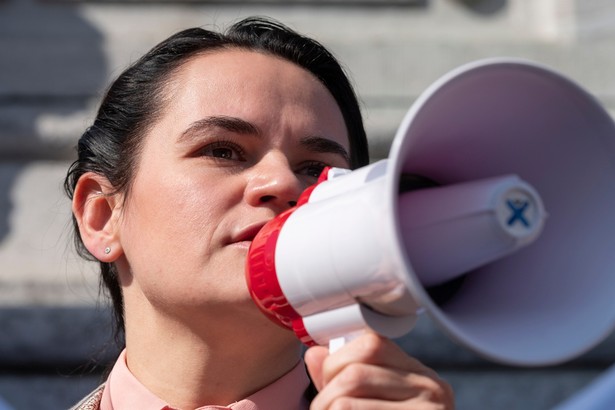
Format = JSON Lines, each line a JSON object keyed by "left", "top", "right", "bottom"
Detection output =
{"left": 73, "top": 49, "right": 453, "bottom": 409}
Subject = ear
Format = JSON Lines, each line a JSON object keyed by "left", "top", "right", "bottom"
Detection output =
{"left": 72, "top": 172, "right": 123, "bottom": 262}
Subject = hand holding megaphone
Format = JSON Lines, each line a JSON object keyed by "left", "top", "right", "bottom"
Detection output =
{"left": 247, "top": 58, "right": 615, "bottom": 366}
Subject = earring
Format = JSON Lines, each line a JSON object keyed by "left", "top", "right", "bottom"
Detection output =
{"left": 104, "top": 247, "right": 111, "bottom": 255}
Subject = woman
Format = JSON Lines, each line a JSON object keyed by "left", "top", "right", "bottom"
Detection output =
{"left": 66, "top": 16, "right": 454, "bottom": 409}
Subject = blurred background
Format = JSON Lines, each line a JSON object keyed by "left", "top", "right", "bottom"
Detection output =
{"left": 1, "top": 0, "right": 614, "bottom": 408}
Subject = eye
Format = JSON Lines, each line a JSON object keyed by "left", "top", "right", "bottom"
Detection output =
{"left": 199, "top": 140, "right": 246, "bottom": 162}
{"left": 297, "top": 161, "right": 328, "bottom": 179}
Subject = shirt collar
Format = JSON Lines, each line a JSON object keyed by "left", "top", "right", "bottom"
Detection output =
{"left": 100, "top": 349, "right": 310, "bottom": 410}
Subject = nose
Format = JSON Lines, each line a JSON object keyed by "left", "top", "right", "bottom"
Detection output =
{"left": 245, "top": 153, "right": 304, "bottom": 211}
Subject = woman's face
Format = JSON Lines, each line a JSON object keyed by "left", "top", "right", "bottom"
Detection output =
{"left": 115, "top": 50, "right": 350, "bottom": 328}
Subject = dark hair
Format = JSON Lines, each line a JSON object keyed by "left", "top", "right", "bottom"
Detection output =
{"left": 64, "top": 16, "right": 369, "bottom": 344}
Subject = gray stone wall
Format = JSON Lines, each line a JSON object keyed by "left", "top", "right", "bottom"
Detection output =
{"left": 1, "top": 0, "right": 614, "bottom": 408}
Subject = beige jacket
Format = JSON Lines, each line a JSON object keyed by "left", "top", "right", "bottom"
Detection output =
{"left": 69, "top": 384, "right": 104, "bottom": 410}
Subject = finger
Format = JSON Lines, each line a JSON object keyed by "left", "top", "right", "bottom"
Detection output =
{"left": 304, "top": 345, "right": 329, "bottom": 391}
{"left": 311, "top": 396, "right": 451, "bottom": 410}
{"left": 310, "top": 363, "right": 452, "bottom": 408}
{"left": 319, "top": 333, "right": 437, "bottom": 386}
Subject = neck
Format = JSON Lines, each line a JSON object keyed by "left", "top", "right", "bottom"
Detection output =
{"left": 122, "top": 291, "right": 302, "bottom": 408}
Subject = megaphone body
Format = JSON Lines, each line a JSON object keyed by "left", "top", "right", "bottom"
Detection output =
{"left": 246, "top": 58, "right": 615, "bottom": 366}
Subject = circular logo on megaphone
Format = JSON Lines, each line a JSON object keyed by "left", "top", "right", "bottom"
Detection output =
{"left": 495, "top": 184, "right": 545, "bottom": 242}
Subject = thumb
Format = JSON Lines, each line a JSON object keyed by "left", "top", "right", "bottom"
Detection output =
{"left": 304, "top": 345, "right": 329, "bottom": 391}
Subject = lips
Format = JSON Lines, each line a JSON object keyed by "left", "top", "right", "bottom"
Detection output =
{"left": 229, "top": 222, "right": 268, "bottom": 246}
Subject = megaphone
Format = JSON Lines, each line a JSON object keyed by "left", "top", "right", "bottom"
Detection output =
{"left": 246, "top": 58, "right": 615, "bottom": 366}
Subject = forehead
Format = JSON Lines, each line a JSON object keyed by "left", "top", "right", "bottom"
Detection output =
{"left": 176, "top": 48, "right": 327, "bottom": 94}
{"left": 162, "top": 48, "right": 349, "bottom": 148}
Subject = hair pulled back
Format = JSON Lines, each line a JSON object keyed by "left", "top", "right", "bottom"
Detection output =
{"left": 64, "top": 16, "right": 369, "bottom": 344}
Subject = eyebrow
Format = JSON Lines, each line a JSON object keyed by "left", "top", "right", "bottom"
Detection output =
{"left": 179, "top": 116, "right": 261, "bottom": 143}
{"left": 301, "top": 135, "right": 350, "bottom": 165}
{"left": 179, "top": 115, "right": 350, "bottom": 163}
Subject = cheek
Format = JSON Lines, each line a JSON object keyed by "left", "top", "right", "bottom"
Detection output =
{"left": 118, "top": 171, "right": 240, "bottom": 279}
{"left": 123, "top": 188, "right": 213, "bottom": 259}
{"left": 117, "top": 178, "right": 253, "bottom": 310}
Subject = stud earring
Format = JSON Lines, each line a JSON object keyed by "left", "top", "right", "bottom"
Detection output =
{"left": 104, "top": 247, "right": 111, "bottom": 255}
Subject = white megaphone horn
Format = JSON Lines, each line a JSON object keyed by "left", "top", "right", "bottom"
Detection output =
{"left": 246, "top": 58, "right": 615, "bottom": 366}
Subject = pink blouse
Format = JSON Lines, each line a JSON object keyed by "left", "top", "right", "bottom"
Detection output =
{"left": 100, "top": 350, "right": 311, "bottom": 410}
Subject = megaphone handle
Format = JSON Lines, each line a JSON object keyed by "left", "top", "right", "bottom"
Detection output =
{"left": 300, "top": 303, "right": 417, "bottom": 352}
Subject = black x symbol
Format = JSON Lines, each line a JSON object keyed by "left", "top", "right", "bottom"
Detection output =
{"left": 506, "top": 199, "right": 530, "bottom": 227}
